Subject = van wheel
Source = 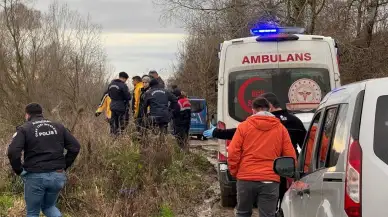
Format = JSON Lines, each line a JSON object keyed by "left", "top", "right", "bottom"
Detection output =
{"left": 220, "top": 183, "right": 237, "bottom": 207}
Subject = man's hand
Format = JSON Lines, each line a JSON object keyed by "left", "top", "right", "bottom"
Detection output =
{"left": 95, "top": 112, "right": 101, "bottom": 117}
{"left": 203, "top": 124, "right": 216, "bottom": 138}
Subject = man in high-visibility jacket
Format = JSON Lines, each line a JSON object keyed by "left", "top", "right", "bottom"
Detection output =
{"left": 131, "top": 76, "right": 143, "bottom": 119}
{"left": 95, "top": 93, "right": 112, "bottom": 121}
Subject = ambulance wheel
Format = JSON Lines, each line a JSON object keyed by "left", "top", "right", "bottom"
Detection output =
{"left": 220, "top": 183, "right": 237, "bottom": 207}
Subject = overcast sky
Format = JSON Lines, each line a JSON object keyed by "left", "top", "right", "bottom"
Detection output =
{"left": 33, "top": 0, "right": 185, "bottom": 80}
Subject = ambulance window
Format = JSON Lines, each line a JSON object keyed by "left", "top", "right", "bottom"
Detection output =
{"left": 228, "top": 68, "right": 331, "bottom": 122}
{"left": 190, "top": 100, "right": 205, "bottom": 113}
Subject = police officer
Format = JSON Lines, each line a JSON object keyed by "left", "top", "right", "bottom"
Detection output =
{"left": 172, "top": 88, "right": 192, "bottom": 150}
{"left": 7, "top": 103, "right": 80, "bottom": 217}
{"left": 142, "top": 79, "right": 179, "bottom": 134}
{"left": 108, "top": 72, "right": 131, "bottom": 135}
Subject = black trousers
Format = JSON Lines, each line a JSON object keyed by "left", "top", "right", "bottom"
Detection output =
{"left": 236, "top": 180, "right": 279, "bottom": 217}
{"left": 110, "top": 110, "right": 126, "bottom": 135}
{"left": 175, "top": 124, "right": 190, "bottom": 149}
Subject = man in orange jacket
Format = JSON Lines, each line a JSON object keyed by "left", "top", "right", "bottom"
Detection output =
{"left": 228, "top": 97, "right": 297, "bottom": 217}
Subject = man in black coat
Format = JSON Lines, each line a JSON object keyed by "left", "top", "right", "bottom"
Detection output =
{"left": 108, "top": 72, "right": 131, "bottom": 135}
{"left": 7, "top": 103, "right": 80, "bottom": 217}
{"left": 149, "top": 70, "right": 165, "bottom": 89}
{"left": 172, "top": 88, "right": 192, "bottom": 150}
{"left": 142, "top": 79, "right": 178, "bottom": 134}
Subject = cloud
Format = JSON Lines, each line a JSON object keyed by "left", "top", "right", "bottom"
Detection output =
{"left": 102, "top": 32, "right": 185, "bottom": 47}
{"left": 33, "top": 0, "right": 183, "bottom": 33}
{"left": 32, "top": 0, "right": 185, "bottom": 78}
{"left": 103, "top": 32, "right": 185, "bottom": 78}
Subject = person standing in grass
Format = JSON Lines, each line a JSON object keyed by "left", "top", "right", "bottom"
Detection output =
{"left": 108, "top": 71, "right": 131, "bottom": 135}
{"left": 7, "top": 103, "right": 80, "bottom": 217}
{"left": 131, "top": 75, "right": 143, "bottom": 119}
{"left": 172, "top": 88, "right": 192, "bottom": 151}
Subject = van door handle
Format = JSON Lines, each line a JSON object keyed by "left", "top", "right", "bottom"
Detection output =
{"left": 297, "top": 188, "right": 310, "bottom": 197}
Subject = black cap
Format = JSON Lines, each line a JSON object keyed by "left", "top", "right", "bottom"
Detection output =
{"left": 25, "top": 103, "right": 43, "bottom": 115}
{"left": 252, "top": 97, "right": 270, "bottom": 110}
{"left": 172, "top": 88, "right": 182, "bottom": 97}
{"left": 261, "top": 92, "right": 281, "bottom": 108}
{"left": 119, "top": 72, "right": 129, "bottom": 79}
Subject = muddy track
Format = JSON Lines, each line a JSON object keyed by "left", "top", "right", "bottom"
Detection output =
{"left": 189, "top": 139, "right": 258, "bottom": 217}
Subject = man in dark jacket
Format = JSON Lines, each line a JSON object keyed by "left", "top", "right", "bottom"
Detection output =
{"left": 108, "top": 72, "right": 131, "bottom": 135}
{"left": 203, "top": 92, "right": 306, "bottom": 211}
{"left": 142, "top": 79, "right": 178, "bottom": 134}
{"left": 137, "top": 75, "right": 151, "bottom": 131}
{"left": 149, "top": 70, "right": 165, "bottom": 88}
{"left": 7, "top": 103, "right": 80, "bottom": 217}
{"left": 172, "top": 88, "right": 191, "bottom": 150}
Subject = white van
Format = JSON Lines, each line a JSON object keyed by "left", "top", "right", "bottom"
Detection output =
{"left": 274, "top": 77, "right": 388, "bottom": 217}
{"left": 216, "top": 27, "right": 341, "bottom": 207}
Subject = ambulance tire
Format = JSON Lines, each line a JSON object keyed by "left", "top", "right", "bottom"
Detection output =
{"left": 220, "top": 183, "right": 237, "bottom": 207}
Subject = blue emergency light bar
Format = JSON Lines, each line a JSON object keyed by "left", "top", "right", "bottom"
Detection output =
{"left": 250, "top": 27, "right": 305, "bottom": 36}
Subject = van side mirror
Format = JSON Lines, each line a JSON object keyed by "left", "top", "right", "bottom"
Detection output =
{"left": 215, "top": 79, "right": 218, "bottom": 93}
{"left": 273, "top": 157, "right": 296, "bottom": 178}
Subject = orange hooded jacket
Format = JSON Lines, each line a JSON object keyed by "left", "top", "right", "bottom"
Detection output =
{"left": 228, "top": 112, "right": 297, "bottom": 182}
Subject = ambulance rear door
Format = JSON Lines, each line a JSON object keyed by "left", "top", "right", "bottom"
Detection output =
{"left": 223, "top": 38, "right": 279, "bottom": 127}
{"left": 276, "top": 36, "right": 335, "bottom": 110}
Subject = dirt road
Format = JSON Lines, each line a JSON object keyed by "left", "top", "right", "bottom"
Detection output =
{"left": 189, "top": 138, "right": 258, "bottom": 217}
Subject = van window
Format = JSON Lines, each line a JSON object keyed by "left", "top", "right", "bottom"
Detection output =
{"left": 327, "top": 104, "right": 348, "bottom": 167}
{"left": 374, "top": 96, "right": 388, "bottom": 165}
{"left": 316, "top": 107, "right": 338, "bottom": 169}
{"left": 302, "top": 111, "right": 322, "bottom": 174}
{"left": 190, "top": 100, "right": 205, "bottom": 113}
{"left": 228, "top": 68, "right": 331, "bottom": 122}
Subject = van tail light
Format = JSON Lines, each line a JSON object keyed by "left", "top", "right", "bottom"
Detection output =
{"left": 218, "top": 152, "right": 227, "bottom": 162}
{"left": 217, "top": 121, "right": 231, "bottom": 162}
{"left": 345, "top": 138, "right": 362, "bottom": 217}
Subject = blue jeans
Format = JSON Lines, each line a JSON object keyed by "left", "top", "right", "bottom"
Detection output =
{"left": 22, "top": 171, "right": 67, "bottom": 217}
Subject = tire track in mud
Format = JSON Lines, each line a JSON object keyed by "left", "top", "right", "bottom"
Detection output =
{"left": 189, "top": 139, "right": 259, "bottom": 217}
{"left": 189, "top": 139, "right": 236, "bottom": 217}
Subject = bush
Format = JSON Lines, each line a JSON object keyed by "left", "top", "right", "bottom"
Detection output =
{"left": 1, "top": 115, "right": 213, "bottom": 217}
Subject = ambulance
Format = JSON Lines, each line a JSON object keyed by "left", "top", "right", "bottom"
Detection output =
{"left": 215, "top": 26, "right": 341, "bottom": 207}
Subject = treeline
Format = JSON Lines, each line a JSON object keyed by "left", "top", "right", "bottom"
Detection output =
{"left": 0, "top": 0, "right": 109, "bottom": 128}
{"left": 157, "top": 0, "right": 388, "bottom": 113}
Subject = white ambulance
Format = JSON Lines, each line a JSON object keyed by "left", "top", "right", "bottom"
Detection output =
{"left": 215, "top": 26, "right": 341, "bottom": 207}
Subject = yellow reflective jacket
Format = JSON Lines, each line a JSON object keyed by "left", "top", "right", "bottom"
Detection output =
{"left": 133, "top": 82, "right": 143, "bottom": 118}
{"left": 96, "top": 94, "right": 111, "bottom": 119}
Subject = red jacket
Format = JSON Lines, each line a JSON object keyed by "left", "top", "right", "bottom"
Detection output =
{"left": 228, "top": 112, "right": 297, "bottom": 182}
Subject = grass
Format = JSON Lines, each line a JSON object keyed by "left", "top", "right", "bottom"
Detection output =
{"left": 0, "top": 115, "right": 213, "bottom": 217}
